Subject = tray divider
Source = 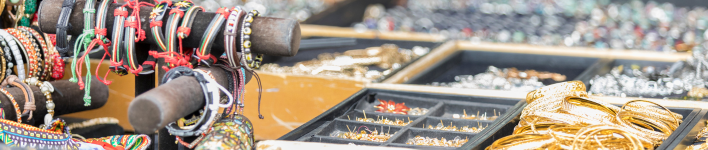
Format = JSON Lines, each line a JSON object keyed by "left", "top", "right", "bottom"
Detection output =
{"left": 574, "top": 58, "right": 614, "bottom": 83}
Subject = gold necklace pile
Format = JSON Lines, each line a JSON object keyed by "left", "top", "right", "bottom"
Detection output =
{"left": 486, "top": 81, "right": 683, "bottom": 150}
{"left": 260, "top": 44, "right": 429, "bottom": 80}
{"left": 349, "top": 110, "right": 413, "bottom": 126}
{"left": 406, "top": 136, "right": 469, "bottom": 147}
{"left": 330, "top": 125, "right": 395, "bottom": 142}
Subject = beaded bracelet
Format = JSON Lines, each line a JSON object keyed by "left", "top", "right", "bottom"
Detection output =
{"left": 0, "top": 36, "right": 12, "bottom": 81}
{"left": 0, "top": 86, "right": 21, "bottom": 122}
{"left": 223, "top": 7, "right": 245, "bottom": 68}
{"left": 6, "top": 29, "right": 37, "bottom": 79}
{"left": 23, "top": 77, "right": 54, "bottom": 125}
{"left": 0, "top": 40, "right": 8, "bottom": 83}
{"left": 193, "top": 7, "right": 229, "bottom": 67}
{"left": 16, "top": 28, "right": 43, "bottom": 78}
{"left": 110, "top": 7, "right": 128, "bottom": 76}
{"left": 241, "top": 10, "right": 263, "bottom": 69}
{"left": 0, "top": 48, "right": 6, "bottom": 83}
{"left": 18, "top": 27, "right": 51, "bottom": 81}
{"left": 0, "top": 29, "right": 26, "bottom": 80}
{"left": 43, "top": 33, "right": 64, "bottom": 80}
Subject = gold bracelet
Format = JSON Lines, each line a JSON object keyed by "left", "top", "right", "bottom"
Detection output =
{"left": 525, "top": 80, "right": 585, "bottom": 103}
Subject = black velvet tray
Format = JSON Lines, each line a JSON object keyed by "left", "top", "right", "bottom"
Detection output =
{"left": 278, "top": 88, "right": 524, "bottom": 149}
{"left": 261, "top": 38, "right": 442, "bottom": 82}
{"left": 403, "top": 50, "right": 602, "bottom": 85}
{"left": 468, "top": 101, "right": 701, "bottom": 150}
{"left": 578, "top": 59, "right": 684, "bottom": 99}
{"left": 660, "top": 109, "right": 708, "bottom": 149}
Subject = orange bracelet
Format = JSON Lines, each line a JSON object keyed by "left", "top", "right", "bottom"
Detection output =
{"left": 5, "top": 28, "right": 38, "bottom": 78}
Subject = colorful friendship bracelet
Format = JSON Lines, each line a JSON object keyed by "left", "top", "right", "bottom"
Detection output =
{"left": 177, "top": 6, "right": 203, "bottom": 65}
{"left": 194, "top": 7, "right": 229, "bottom": 67}
{"left": 110, "top": 7, "right": 128, "bottom": 76}
{"left": 223, "top": 7, "right": 245, "bottom": 68}
{"left": 70, "top": 0, "right": 96, "bottom": 106}
{"left": 0, "top": 30, "right": 26, "bottom": 80}
{"left": 93, "top": 0, "right": 111, "bottom": 45}
{"left": 161, "top": 0, "right": 194, "bottom": 70}
{"left": 124, "top": 15, "right": 156, "bottom": 75}
{"left": 92, "top": 0, "right": 114, "bottom": 85}
{"left": 149, "top": 0, "right": 171, "bottom": 52}
{"left": 122, "top": 0, "right": 155, "bottom": 75}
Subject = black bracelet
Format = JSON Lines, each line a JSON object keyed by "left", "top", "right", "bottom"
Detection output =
{"left": 215, "top": 64, "right": 235, "bottom": 115}
{"left": 55, "top": 0, "right": 76, "bottom": 56}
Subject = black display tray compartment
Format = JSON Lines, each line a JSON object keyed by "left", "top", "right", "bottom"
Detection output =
{"left": 278, "top": 88, "right": 525, "bottom": 149}
{"left": 578, "top": 59, "right": 680, "bottom": 98}
{"left": 313, "top": 119, "right": 405, "bottom": 142}
{"left": 410, "top": 116, "right": 495, "bottom": 132}
{"left": 403, "top": 50, "right": 602, "bottom": 85}
{"left": 659, "top": 109, "right": 708, "bottom": 150}
{"left": 263, "top": 38, "right": 441, "bottom": 82}
{"left": 337, "top": 110, "right": 423, "bottom": 126}
{"left": 468, "top": 102, "right": 701, "bottom": 150}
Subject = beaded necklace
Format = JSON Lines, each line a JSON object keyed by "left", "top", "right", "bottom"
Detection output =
{"left": 0, "top": 118, "right": 79, "bottom": 149}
